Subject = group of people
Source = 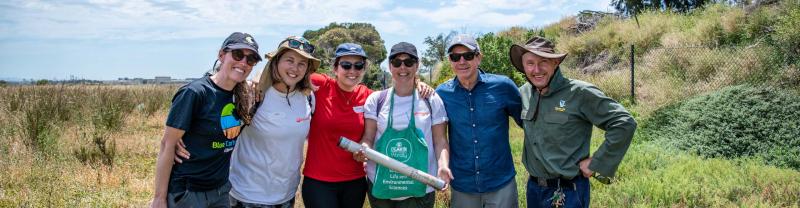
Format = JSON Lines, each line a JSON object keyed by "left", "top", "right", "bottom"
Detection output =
{"left": 151, "top": 31, "right": 637, "bottom": 208}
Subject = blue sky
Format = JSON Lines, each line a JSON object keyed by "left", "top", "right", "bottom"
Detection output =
{"left": 0, "top": 0, "right": 612, "bottom": 81}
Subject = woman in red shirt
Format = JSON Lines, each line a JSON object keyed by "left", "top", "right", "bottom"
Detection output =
{"left": 302, "top": 43, "right": 373, "bottom": 208}
{"left": 302, "top": 43, "right": 432, "bottom": 208}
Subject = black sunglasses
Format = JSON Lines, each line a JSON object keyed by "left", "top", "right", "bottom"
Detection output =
{"left": 229, "top": 49, "right": 260, "bottom": 66}
{"left": 339, "top": 61, "right": 366, "bottom": 71}
{"left": 448, "top": 51, "right": 478, "bottom": 62}
{"left": 390, "top": 58, "right": 417, "bottom": 68}
{"left": 280, "top": 37, "right": 315, "bottom": 54}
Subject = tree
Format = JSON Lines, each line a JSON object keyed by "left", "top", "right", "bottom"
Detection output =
{"left": 476, "top": 33, "right": 527, "bottom": 86}
{"left": 36, "top": 79, "right": 49, "bottom": 85}
{"left": 421, "top": 32, "right": 458, "bottom": 73}
{"left": 302, "top": 22, "right": 388, "bottom": 89}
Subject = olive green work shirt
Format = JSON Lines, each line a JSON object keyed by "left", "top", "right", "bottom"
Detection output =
{"left": 519, "top": 69, "right": 637, "bottom": 179}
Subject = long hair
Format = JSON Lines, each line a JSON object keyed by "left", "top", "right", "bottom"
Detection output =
{"left": 210, "top": 49, "right": 256, "bottom": 125}
{"left": 263, "top": 49, "right": 314, "bottom": 96}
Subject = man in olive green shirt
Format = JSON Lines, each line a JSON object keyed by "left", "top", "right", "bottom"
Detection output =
{"left": 510, "top": 36, "right": 637, "bottom": 208}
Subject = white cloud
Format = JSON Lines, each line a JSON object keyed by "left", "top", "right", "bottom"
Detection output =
{"left": 0, "top": 0, "right": 608, "bottom": 40}
{"left": 0, "top": 0, "right": 389, "bottom": 40}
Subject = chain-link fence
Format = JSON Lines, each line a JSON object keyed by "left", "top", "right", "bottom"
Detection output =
{"left": 562, "top": 44, "right": 785, "bottom": 112}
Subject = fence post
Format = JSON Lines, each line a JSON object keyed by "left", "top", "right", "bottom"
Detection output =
{"left": 630, "top": 44, "right": 635, "bottom": 104}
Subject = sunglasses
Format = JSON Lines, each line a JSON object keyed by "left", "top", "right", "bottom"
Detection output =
{"left": 448, "top": 51, "right": 478, "bottom": 62}
{"left": 229, "top": 49, "right": 260, "bottom": 66}
{"left": 390, "top": 58, "right": 417, "bottom": 68}
{"left": 339, "top": 61, "right": 366, "bottom": 71}
{"left": 280, "top": 37, "right": 315, "bottom": 54}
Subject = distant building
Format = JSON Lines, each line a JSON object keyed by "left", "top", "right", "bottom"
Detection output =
{"left": 154, "top": 76, "right": 171, "bottom": 84}
{"left": 111, "top": 76, "right": 192, "bottom": 85}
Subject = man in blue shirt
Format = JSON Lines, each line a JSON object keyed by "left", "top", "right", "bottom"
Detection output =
{"left": 435, "top": 34, "right": 523, "bottom": 208}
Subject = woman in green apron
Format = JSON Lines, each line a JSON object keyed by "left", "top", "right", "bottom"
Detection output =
{"left": 355, "top": 42, "right": 452, "bottom": 208}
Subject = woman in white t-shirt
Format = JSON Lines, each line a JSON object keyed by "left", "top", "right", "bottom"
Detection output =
{"left": 354, "top": 42, "right": 453, "bottom": 207}
{"left": 227, "top": 36, "right": 320, "bottom": 207}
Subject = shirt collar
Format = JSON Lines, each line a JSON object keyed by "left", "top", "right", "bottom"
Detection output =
{"left": 454, "top": 68, "right": 486, "bottom": 91}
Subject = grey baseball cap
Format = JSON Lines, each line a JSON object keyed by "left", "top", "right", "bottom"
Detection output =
{"left": 447, "top": 34, "right": 480, "bottom": 53}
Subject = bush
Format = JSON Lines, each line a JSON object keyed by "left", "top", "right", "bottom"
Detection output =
{"left": 642, "top": 85, "right": 800, "bottom": 169}
{"left": 73, "top": 129, "right": 116, "bottom": 170}
{"left": 773, "top": 0, "right": 800, "bottom": 63}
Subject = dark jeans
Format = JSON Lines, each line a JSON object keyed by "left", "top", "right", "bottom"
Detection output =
{"left": 301, "top": 176, "right": 368, "bottom": 208}
{"left": 526, "top": 176, "right": 590, "bottom": 208}
{"left": 168, "top": 181, "right": 231, "bottom": 208}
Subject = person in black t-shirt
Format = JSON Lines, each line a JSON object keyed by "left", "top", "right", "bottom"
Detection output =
{"left": 151, "top": 32, "right": 262, "bottom": 208}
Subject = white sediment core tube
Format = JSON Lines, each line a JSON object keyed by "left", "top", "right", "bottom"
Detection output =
{"left": 338, "top": 137, "right": 446, "bottom": 190}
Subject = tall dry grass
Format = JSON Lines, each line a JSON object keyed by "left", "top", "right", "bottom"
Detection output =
{"left": 0, "top": 84, "right": 175, "bottom": 207}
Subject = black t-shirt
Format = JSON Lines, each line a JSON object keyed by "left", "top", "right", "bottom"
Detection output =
{"left": 166, "top": 76, "right": 240, "bottom": 193}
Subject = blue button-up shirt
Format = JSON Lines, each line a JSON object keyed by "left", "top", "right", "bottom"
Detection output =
{"left": 435, "top": 70, "right": 523, "bottom": 193}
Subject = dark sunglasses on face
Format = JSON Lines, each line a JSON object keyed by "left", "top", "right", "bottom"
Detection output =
{"left": 229, "top": 49, "right": 260, "bottom": 66}
{"left": 448, "top": 51, "right": 478, "bottom": 62}
{"left": 339, "top": 61, "right": 366, "bottom": 71}
{"left": 390, "top": 58, "right": 417, "bottom": 68}
{"left": 281, "top": 37, "right": 315, "bottom": 54}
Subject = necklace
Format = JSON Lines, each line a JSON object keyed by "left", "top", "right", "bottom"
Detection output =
{"left": 336, "top": 85, "right": 356, "bottom": 105}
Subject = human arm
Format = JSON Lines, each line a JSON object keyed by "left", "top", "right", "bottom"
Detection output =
{"left": 432, "top": 122, "right": 452, "bottom": 190}
{"left": 150, "top": 126, "right": 185, "bottom": 208}
{"left": 506, "top": 78, "right": 523, "bottom": 127}
{"left": 355, "top": 91, "right": 380, "bottom": 162}
{"left": 579, "top": 86, "right": 637, "bottom": 178}
{"left": 354, "top": 119, "right": 377, "bottom": 162}
{"left": 416, "top": 78, "right": 435, "bottom": 99}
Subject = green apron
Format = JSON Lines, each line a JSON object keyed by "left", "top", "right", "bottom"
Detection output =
{"left": 372, "top": 89, "right": 429, "bottom": 199}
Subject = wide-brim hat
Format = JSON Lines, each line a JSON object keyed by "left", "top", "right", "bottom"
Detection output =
{"left": 265, "top": 38, "right": 321, "bottom": 73}
{"left": 256, "top": 37, "right": 321, "bottom": 94}
{"left": 510, "top": 36, "right": 567, "bottom": 73}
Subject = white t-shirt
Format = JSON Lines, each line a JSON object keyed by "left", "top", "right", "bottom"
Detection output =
{"left": 363, "top": 88, "right": 448, "bottom": 194}
{"left": 228, "top": 87, "right": 313, "bottom": 205}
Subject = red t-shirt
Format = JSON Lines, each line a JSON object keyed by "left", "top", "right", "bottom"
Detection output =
{"left": 303, "top": 73, "right": 373, "bottom": 182}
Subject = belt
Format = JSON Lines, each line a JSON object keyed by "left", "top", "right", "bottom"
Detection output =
{"left": 530, "top": 175, "right": 577, "bottom": 189}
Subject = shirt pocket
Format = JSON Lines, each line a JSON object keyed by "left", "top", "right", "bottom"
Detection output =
{"left": 478, "top": 93, "right": 502, "bottom": 121}
{"left": 542, "top": 112, "right": 569, "bottom": 144}
{"left": 478, "top": 93, "right": 499, "bottom": 107}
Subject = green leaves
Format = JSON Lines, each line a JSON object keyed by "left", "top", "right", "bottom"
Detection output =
{"left": 642, "top": 85, "right": 800, "bottom": 169}
{"left": 302, "top": 22, "right": 387, "bottom": 89}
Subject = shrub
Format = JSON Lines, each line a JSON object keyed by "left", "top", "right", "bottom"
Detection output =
{"left": 773, "top": 0, "right": 800, "bottom": 63}
{"left": 73, "top": 129, "right": 116, "bottom": 169}
{"left": 642, "top": 85, "right": 800, "bottom": 169}
{"left": 92, "top": 93, "right": 126, "bottom": 132}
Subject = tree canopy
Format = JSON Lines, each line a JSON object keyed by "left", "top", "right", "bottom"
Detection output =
{"left": 302, "top": 22, "right": 389, "bottom": 90}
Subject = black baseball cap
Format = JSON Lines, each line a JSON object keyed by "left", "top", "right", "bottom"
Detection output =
{"left": 221, "top": 32, "right": 262, "bottom": 61}
{"left": 389, "top": 42, "right": 418, "bottom": 60}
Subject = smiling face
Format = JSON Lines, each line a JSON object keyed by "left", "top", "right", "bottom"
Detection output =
{"left": 521, "top": 52, "right": 561, "bottom": 91}
{"left": 448, "top": 45, "right": 481, "bottom": 83}
{"left": 218, "top": 49, "right": 256, "bottom": 83}
{"left": 389, "top": 53, "right": 418, "bottom": 86}
{"left": 333, "top": 55, "right": 367, "bottom": 91}
{"left": 274, "top": 50, "right": 309, "bottom": 88}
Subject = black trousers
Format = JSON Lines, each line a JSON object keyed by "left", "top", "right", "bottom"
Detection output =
{"left": 301, "top": 176, "right": 368, "bottom": 208}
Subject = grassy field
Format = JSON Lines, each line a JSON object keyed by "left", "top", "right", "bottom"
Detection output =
{"left": 1, "top": 85, "right": 798, "bottom": 207}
